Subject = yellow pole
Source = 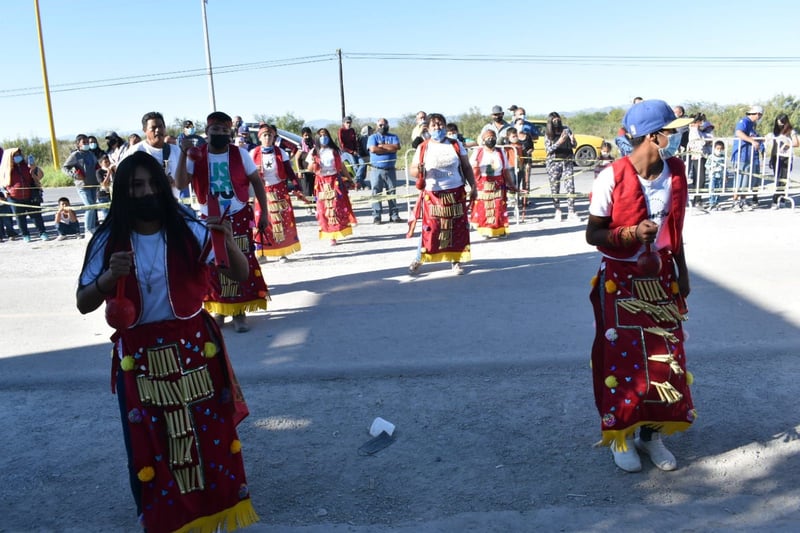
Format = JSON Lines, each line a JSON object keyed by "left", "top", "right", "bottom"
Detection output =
{"left": 33, "top": 0, "right": 59, "bottom": 170}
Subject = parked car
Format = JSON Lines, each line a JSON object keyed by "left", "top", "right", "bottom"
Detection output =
{"left": 525, "top": 120, "right": 605, "bottom": 167}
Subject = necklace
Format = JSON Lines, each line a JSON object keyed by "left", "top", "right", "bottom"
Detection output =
{"left": 133, "top": 231, "right": 164, "bottom": 294}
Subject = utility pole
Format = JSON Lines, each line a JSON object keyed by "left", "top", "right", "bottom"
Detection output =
{"left": 201, "top": 0, "right": 217, "bottom": 111}
{"left": 33, "top": 0, "right": 59, "bottom": 169}
{"left": 337, "top": 49, "right": 346, "bottom": 120}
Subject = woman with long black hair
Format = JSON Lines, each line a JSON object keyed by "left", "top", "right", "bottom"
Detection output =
{"left": 76, "top": 151, "right": 258, "bottom": 532}
{"left": 544, "top": 111, "right": 578, "bottom": 221}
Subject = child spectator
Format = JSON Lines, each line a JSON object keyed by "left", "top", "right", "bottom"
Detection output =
{"left": 445, "top": 123, "right": 476, "bottom": 148}
{"left": 594, "top": 141, "right": 615, "bottom": 177}
{"left": 504, "top": 127, "right": 524, "bottom": 192}
{"left": 55, "top": 197, "right": 82, "bottom": 240}
{"left": 96, "top": 154, "right": 113, "bottom": 220}
{"left": 705, "top": 140, "right": 726, "bottom": 211}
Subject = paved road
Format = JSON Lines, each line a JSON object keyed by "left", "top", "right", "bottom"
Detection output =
{"left": 2, "top": 171, "right": 799, "bottom": 532}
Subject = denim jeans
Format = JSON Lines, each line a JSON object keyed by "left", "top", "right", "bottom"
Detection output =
{"left": 734, "top": 160, "right": 761, "bottom": 191}
{"left": 0, "top": 203, "right": 17, "bottom": 238}
{"left": 7, "top": 197, "right": 46, "bottom": 237}
{"left": 369, "top": 167, "right": 398, "bottom": 219}
{"left": 708, "top": 174, "right": 723, "bottom": 206}
{"left": 57, "top": 221, "right": 81, "bottom": 236}
{"left": 355, "top": 157, "right": 368, "bottom": 187}
{"left": 77, "top": 186, "right": 98, "bottom": 233}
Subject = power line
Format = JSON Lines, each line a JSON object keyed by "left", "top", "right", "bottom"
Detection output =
{"left": 0, "top": 54, "right": 335, "bottom": 98}
{"left": 344, "top": 51, "right": 800, "bottom": 66}
{"left": 4, "top": 51, "right": 799, "bottom": 99}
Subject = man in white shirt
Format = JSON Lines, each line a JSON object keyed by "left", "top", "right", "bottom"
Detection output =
{"left": 127, "top": 111, "right": 181, "bottom": 197}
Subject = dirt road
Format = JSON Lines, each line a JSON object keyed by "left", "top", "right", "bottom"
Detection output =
{"left": 1, "top": 180, "right": 799, "bottom": 532}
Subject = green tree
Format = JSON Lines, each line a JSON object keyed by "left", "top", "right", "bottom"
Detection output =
{"left": 451, "top": 107, "right": 488, "bottom": 142}
{"left": 171, "top": 117, "right": 206, "bottom": 137}
{"left": 253, "top": 112, "right": 305, "bottom": 134}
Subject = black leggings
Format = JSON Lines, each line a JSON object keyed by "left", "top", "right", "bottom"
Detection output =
{"left": 639, "top": 426, "right": 657, "bottom": 441}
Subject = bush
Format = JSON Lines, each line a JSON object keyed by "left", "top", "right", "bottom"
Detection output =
{"left": 40, "top": 166, "right": 73, "bottom": 187}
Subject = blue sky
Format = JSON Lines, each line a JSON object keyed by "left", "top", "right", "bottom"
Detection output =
{"left": 3, "top": 0, "right": 800, "bottom": 143}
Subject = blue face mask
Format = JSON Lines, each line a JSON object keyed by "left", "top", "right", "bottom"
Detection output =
{"left": 319, "top": 135, "right": 330, "bottom": 146}
{"left": 80, "top": 144, "right": 91, "bottom": 151}
{"left": 430, "top": 129, "right": 446, "bottom": 142}
{"left": 13, "top": 155, "right": 23, "bottom": 164}
{"left": 89, "top": 142, "right": 98, "bottom": 150}
{"left": 186, "top": 127, "right": 196, "bottom": 135}
{"left": 658, "top": 132, "right": 682, "bottom": 159}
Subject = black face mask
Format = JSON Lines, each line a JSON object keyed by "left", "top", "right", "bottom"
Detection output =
{"left": 132, "top": 194, "right": 162, "bottom": 222}
{"left": 484, "top": 138, "right": 497, "bottom": 149}
{"left": 379, "top": 125, "right": 389, "bottom": 135}
{"left": 209, "top": 134, "right": 230, "bottom": 149}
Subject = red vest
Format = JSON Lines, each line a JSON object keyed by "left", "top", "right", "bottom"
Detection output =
{"left": 251, "top": 147, "right": 287, "bottom": 181}
{"left": 597, "top": 156, "right": 687, "bottom": 259}
{"left": 191, "top": 144, "right": 250, "bottom": 205}
{"left": 110, "top": 233, "right": 211, "bottom": 324}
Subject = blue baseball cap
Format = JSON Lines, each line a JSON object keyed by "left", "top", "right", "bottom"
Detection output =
{"left": 623, "top": 99, "right": 693, "bottom": 137}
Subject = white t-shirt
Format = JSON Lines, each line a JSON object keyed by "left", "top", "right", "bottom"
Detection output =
{"left": 187, "top": 146, "right": 258, "bottom": 216}
{"left": 590, "top": 163, "right": 673, "bottom": 259}
{"left": 305, "top": 147, "right": 338, "bottom": 176}
{"left": 411, "top": 141, "right": 467, "bottom": 191}
{"left": 251, "top": 147, "right": 290, "bottom": 186}
{"left": 79, "top": 218, "right": 211, "bottom": 325}
{"left": 469, "top": 147, "right": 507, "bottom": 177}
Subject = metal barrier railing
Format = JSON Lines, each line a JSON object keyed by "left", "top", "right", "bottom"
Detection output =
{"left": 678, "top": 136, "right": 798, "bottom": 208}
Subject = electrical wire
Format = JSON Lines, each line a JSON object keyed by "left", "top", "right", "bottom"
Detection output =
{"left": 4, "top": 51, "right": 799, "bottom": 98}
{"left": 0, "top": 54, "right": 336, "bottom": 98}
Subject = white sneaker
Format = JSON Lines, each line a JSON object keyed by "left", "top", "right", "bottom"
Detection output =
{"left": 635, "top": 434, "right": 677, "bottom": 471}
{"left": 611, "top": 438, "right": 642, "bottom": 472}
{"left": 408, "top": 260, "right": 421, "bottom": 275}
{"left": 732, "top": 201, "right": 743, "bottom": 213}
{"left": 451, "top": 262, "right": 464, "bottom": 275}
{"left": 567, "top": 211, "right": 581, "bottom": 222}
{"left": 554, "top": 208, "right": 563, "bottom": 222}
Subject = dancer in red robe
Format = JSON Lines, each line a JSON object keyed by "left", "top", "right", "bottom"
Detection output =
{"left": 77, "top": 151, "right": 258, "bottom": 532}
